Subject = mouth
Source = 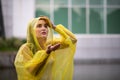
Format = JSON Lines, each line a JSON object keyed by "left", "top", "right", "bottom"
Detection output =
{"left": 41, "top": 31, "right": 47, "bottom": 35}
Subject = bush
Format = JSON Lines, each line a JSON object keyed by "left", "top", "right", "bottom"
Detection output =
{"left": 0, "top": 37, "right": 26, "bottom": 51}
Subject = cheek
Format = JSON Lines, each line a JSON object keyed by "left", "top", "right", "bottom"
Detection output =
{"left": 46, "top": 29, "right": 48, "bottom": 35}
{"left": 35, "top": 29, "right": 41, "bottom": 37}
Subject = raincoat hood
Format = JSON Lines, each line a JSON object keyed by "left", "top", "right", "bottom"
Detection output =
{"left": 27, "top": 17, "right": 53, "bottom": 51}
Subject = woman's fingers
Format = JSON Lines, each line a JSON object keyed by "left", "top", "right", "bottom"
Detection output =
{"left": 46, "top": 43, "right": 60, "bottom": 54}
{"left": 46, "top": 44, "right": 52, "bottom": 54}
{"left": 51, "top": 43, "right": 60, "bottom": 51}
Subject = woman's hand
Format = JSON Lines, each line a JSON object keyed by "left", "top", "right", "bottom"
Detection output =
{"left": 52, "top": 25, "right": 56, "bottom": 30}
{"left": 46, "top": 43, "right": 60, "bottom": 54}
{"left": 51, "top": 22, "right": 56, "bottom": 30}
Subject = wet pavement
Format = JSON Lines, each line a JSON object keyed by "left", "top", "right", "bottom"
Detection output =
{"left": 0, "top": 64, "right": 120, "bottom": 80}
{"left": 74, "top": 64, "right": 120, "bottom": 80}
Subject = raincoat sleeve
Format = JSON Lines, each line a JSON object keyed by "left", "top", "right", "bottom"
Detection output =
{"left": 54, "top": 24, "right": 77, "bottom": 45}
{"left": 14, "top": 43, "right": 49, "bottom": 75}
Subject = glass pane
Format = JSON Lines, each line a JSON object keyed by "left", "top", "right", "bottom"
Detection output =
{"left": 107, "top": 8, "right": 120, "bottom": 34}
{"left": 54, "top": 0, "right": 68, "bottom": 6}
{"left": 90, "top": 0, "right": 104, "bottom": 5}
{"left": 54, "top": 7, "right": 68, "bottom": 28}
{"left": 72, "top": 0, "right": 86, "bottom": 6}
{"left": 72, "top": 8, "right": 86, "bottom": 33}
{"left": 35, "top": 7, "right": 50, "bottom": 18}
{"left": 36, "top": 0, "right": 50, "bottom": 5}
{"left": 89, "top": 8, "right": 104, "bottom": 34}
{"left": 107, "top": 0, "right": 120, "bottom": 6}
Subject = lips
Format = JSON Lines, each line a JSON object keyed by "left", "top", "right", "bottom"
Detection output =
{"left": 41, "top": 31, "right": 47, "bottom": 35}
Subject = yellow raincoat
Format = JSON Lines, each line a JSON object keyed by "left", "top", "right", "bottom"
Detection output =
{"left": 14, "top": 17, "right": 77, "bottom": 80}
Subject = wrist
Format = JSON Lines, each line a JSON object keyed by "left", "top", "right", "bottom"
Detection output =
{"left": 52, "top": 25, "right": 56, "bottom": 30}
{"left": 46, "top": 49, "right": 51, "bottom": 54}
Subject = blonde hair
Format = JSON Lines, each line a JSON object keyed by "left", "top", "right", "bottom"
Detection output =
{"left": 38, "top": 16, "right": 52, "bottom": 28}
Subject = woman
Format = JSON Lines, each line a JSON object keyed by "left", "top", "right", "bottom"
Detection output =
{"left": 14, "top": 16, "right": 77, "bottom": 80}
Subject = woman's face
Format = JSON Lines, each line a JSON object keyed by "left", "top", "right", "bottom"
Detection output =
{"left": 35, "top": 19, "right": 48, "bottom": 39}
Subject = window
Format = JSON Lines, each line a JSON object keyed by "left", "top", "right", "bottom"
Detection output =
{"left": 72, "top": 0, "right": 86, "bottom": 6}
{"left": 35, "top": 0, "right": 50, "bottom": 17}
{"left": 54, "top": 7, "right": 68, "bottom": 28}
{"left": 107, "top": 0, "right": 120, "bottom": 34}
{"left": 107, "top": 0, "right": 120, "bottom": 6}
{"left": 36, "top": 0, "right": 50, "bottom": 5}
{"left": 35, "top": 7, "right": 50, "bottom": 18}
{"left": 54, "top": 0, "right": 68, "bottom": 6}
{"left": 90, "top": 0, "right": 103, "bottom": 6}
{"left": 89, "top": 8, "right": 104, "bottom": 33}
{"left": 54, "top": 0, "right": 68, "bottom": 28}
{"left": 72, "top": 8, "right": 86, "bottom": 33}
{"left": 107, "top": 8, "right": 120, "bottom": 33}
{"left": 35, "top": 0, "right": 120, "bottom": 34}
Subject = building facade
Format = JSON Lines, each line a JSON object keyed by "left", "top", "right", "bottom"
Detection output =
{"left": 35, "top": 0, "right": 120, "bottom": 34}
{"left": 1, "top": 0, "right": 120, "bottom": 59}
{"left": 1, "top": 0, "right": 120, "bottom": 38}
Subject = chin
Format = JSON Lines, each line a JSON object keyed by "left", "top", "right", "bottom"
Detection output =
{"left": 41, "top": 35, "right": 47, "bottom": 38}
{"left": 37, "top": 35, "right": 47, "bottom": 39}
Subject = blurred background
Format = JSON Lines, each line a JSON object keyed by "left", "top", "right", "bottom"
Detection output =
{"left": 0, "top": 0, "right": 120, "bottom": 80}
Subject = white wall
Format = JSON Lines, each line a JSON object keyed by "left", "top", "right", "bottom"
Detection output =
{"left": 74, "top": 34, "right": 120, "bottom": 59}
{"left": 13, "top": 0, "right": 35, "bottom": 38}
{"left": 1, "top": 0, "right": 13, "bottom": 38}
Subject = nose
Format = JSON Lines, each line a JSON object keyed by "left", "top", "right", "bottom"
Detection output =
{"left": 40, "top": 26, "right": 47, "bottom": 31}
{"left": 41, "top": 26, "right": 46, "bottom": 29}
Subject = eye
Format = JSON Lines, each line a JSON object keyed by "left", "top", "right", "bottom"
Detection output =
{"left": 44, "top": 24, "right": 48, "bottom": 28}
{"left": 37, "top": 24, "right": 42, "bottom": 28}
